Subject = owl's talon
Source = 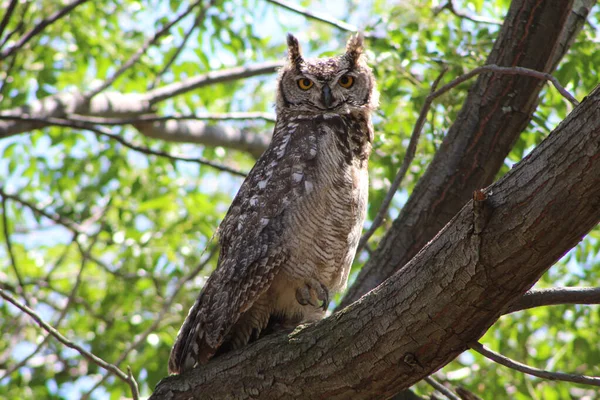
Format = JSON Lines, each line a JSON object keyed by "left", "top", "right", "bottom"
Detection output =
{"left": 296, "top": 279, "right": 330, "bottom": 311}
{"left": 319, "top": 282, "right": 329, "bottom": 311}
{"left": 295, "top": 286, "right": 311, "bottom": 306}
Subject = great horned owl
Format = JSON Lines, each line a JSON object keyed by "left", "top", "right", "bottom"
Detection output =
{"left": 168, "top": 33, "right": 378, "bottom": 374}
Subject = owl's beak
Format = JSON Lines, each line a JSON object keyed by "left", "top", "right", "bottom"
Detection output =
{"left": 322, "top": 85, "right": 334, "bottom": 109}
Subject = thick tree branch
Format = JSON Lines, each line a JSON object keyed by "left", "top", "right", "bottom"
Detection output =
{"left": 150, "top": 82, "right": 600, "bottom": 399}
{"left": 469, "top": 342, "right": 600, "bottom": 386}
{"left": 0, "top": 61, "right": 282, "bottom": 155}
{"left": 0, "top": 288, "right": 140, "bottom": 399}
{"left": 341, "top": 0, "right": 586, "bottom": 308}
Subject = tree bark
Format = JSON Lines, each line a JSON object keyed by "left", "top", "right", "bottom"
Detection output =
{"left": 150, "top": 81, "right": 600, "bottom": 399}
{"left": 340, "top": 0, "right": 588, "bottom": 308}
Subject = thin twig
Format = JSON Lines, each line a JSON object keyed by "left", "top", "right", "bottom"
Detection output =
{"left": 431, "top": 64, "right": 579, "bottom": 106}
{"left": 0, "top": 0, "right": 18, "bottom": 44}
{"left": 0, "top": 50, "right": 17, "bottom": 94}
{"left": 0, "top": 288, "right": 140, "bottom": 399}
{"left": 149, "top": 1, "right": 214, "bottom": 89}
{"left": 436, "top": 1, "right": 502, "bottom": 25}
{"left": 505, "top": 287, "right": 600, "bottom": 314}
{"left": 85, "top": 0, "right": 202, "bottom": 99}
{"left": 0, "top": 230, "right": 100, "bottom": 380}
{"left": 0, "top": 0, "right": 30, "bottom": 50}
{"left": 357, "top": 63, "right": 579, "bottom": 253}
{"left": 0, "top": 115, "right": 248, "bottom": 177}
{"left": 455, "top": 387, "right": 482, "bottom": 400}
{"left": 66, "top": 112, "right": 276, "bottom": 125}
{"left": 265, "top": 0, "right": 361, "bottom": 34}
{"left": 82, "top": 246, "right": 218, "bottom": 399}
{"left": 1, "top": 196, "right": 30, "bottom": 307}
{"left": 424, "top": 376, "right": 461, "bottom": 400}
{"left": 1, "top": 0, "right": 89, "bottom": 59}
{"left": 469, "top": 342, "right": 600, "bottom": 387}
{"left": 357, "top": 66, "right": 449, "bottom": 253}
{"left": 0, "top": 187, "right": 83, "bottom": 234}
{"left": 146, "top": 60, "right": 284, "bottom": 104}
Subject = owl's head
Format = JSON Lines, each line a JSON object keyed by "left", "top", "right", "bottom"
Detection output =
{"left": 276, "top": 34, "right": 379, "bottom": 115}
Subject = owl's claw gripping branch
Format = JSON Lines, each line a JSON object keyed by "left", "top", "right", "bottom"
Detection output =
{"left": 295, "top": 279, "right": 330, "bottom": 310}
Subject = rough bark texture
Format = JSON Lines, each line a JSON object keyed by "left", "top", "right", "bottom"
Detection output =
{"left": 150, "top": 83, "right": 600, "bottom": 400}
{"left": 340, "top": 0, "right": 583, "bottom": 308}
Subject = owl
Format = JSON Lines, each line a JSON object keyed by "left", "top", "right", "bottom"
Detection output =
{"left": 168, "top": 33, "right": 378, "bottom": 374}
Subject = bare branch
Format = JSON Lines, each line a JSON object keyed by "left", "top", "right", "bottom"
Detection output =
{"left": 424, "top": 376, "right": 461, "bottom": 400}
{"left": 357, "top": 66, "right": 448, "bottom": 253}
{"left": 0, "top": 48, "right": 18, "bottom": 94}
{"left": 146, "top": 60, "right": 283, "bottom": 104}
{"left": 358, "top": 64, "right": 576, "bottom": 254}
{"left": 469, "top": 342, "right": 600, "bottom": 387}
{"left": 0, "top": 0, "right": 89, "bottom": 59}
{"left": 430, "top": 64, "right": 579, "bottom": 106}
{"left": 0, "top": 1, "right": 30, "bottom": 50}
{"left": 455, "top": 387, "right": 483, "bottom": 400}
{"left": 132, "top": 119, "right": 270, "bottom": 158}
{"left": 265, "top": 0, "right": 361, "bottom": 33}
{"left": 435, "top": 1, "right": 502, "bottom": 25}
{"left": 356, "top": 65, "right": 579, "bottom": 253}
{"left": 85, "top": 0, "right": 203, "bottom": 99}
{"left": 0, "top": 115, "right": 248, "bottom": 177}
{"left": 1, "top": 196, "right": 29, "bottom": 307}
{"left": 1, "top": 61, "right": 282, "bottom": 151}
{"left": 66, "top": 112, "right": 276, "bottom": 124}
{"left": 505, "top": 287, "right": 600, "bottom": 314}
{"left": 149, "top": 2, "right": 214, "bottom": 89}
{"left": 82, "top": 245, "right": 218, "bottom": 399}
{"left": 0, "top": 232, "right": 91, "bottom": 380}
{"left": 0, "top": 188, "right": 83, "bottom": 234}
{"left": 0, "top": 0, "right": 18, "bottom": 44}
{"left": 0, "top": 288, "right": 140, "bottom": 399}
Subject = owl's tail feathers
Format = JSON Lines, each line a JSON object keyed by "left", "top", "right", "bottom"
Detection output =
{"left": 168, "top": 301, "right": 219, "bottom": 374}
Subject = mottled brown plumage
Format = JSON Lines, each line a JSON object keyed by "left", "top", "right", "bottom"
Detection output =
{"left": 169, "top": 33, "right": 378, "bottom": 374}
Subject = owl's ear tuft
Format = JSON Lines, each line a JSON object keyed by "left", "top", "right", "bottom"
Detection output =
{"left": 287, "top": 33, "right": 303, "bottom": 68}
{"left": 345, "top": 33, "right": 364, "bottom": 65}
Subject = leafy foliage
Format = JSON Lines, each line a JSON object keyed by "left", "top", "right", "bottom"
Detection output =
{"left": 0, "top": 1, "right": 598, "bottom": 399}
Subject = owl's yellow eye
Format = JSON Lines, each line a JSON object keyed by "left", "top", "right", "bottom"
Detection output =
{"left": 297, "top": 78, "right": 314, "bottom": 90}
{"left": 338, "top": 75, "right": 354, "bottom": 88}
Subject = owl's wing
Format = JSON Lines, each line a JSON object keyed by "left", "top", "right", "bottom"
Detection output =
{"left": 169, "top": 119, "right": 319, "bottom": 373}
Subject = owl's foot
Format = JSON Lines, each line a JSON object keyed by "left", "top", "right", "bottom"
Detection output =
{"left": 296, "top": 279, "right": 329, "bottom": 311}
